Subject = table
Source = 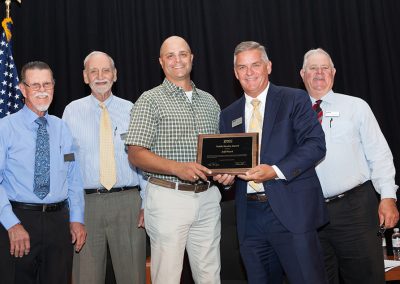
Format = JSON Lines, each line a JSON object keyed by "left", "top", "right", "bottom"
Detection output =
{"left": 386, "top": 256, "right": 400, "bottom": 281}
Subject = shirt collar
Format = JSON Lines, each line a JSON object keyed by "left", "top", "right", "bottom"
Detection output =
{"left": 244, "top": 82, "right": 269, "bottom": 106}
{"left": 90, "top": 93, "right": 114, "bottom": 108}
{"left": 22, "top": 105, "right": 49, "bottom": 125}
{"left": 162, "top": 78, "right": 199, "bottom": 97}
{"left": 310, "top": 89, "right": 335, "bottom": 105}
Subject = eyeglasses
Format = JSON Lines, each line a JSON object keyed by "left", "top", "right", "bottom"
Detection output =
{"left": 23, "top": 81, "right": 55, "bottom": 91}
{"left": 377, "top": 225, "right": 386, "bottom": 238}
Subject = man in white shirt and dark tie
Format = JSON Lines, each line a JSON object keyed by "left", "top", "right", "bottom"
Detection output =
{"left": 300, "top": 48, "right": 399, "bottom": 284}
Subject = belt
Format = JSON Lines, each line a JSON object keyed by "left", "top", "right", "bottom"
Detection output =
{"left": 84, "top": 186, "right": 139, "bottom": 194}
{"left": 324, "top": 182, "right": 367, "bottom": 203}
{"left": 247, "top": 192, "right": 268, "bottom": 202}
{"left": 10, "top": 200, "right": 68, "bottom": 212}
{"left": 149, "top": 177, "right": 212, "bottom": 193}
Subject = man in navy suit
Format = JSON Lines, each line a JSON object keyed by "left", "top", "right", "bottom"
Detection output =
{"left": 219, "top": 41, "right": 328, "bottom": 283}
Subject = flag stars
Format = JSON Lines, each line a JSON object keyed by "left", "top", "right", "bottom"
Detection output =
{"left": 0, "top": 26, "right": 24, "bottom": 118}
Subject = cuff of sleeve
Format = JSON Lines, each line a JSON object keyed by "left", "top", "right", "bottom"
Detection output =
{"left": 380, "top": 187, "right": 398, "bottom": 201}
{"left": 272, "top": 165, "right": 286, "bottom": 180}
{"left": 69, "top": 207, "right": 84, "bottom": 224}
{"left": 1, "top": 208, "right": 20, "bottom": 230}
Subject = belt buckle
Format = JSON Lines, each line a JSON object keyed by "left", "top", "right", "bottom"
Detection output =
{"left": 42, "top": 204, "right": 47, "bottom": 212}
{"left": 257, "top": 193, "right": 266, "bottom": 202}
{"left": 194, "top": 181, "right": 210, "bottom": 193}
{"left": 325, "top": 193, "right": 345, "bottom": 203}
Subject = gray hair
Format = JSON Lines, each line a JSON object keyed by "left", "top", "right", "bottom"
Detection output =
{"left": 302, "top": 48, "right": 334, "bottom": 69}
{"left": 83, "top": 51, "right": 115, "bottom": 70}
{"left": 234, "top": 41, "right": 269, "bottom": 65}
{"left": 21, "top": 61, "right": 54, "bottom": 82}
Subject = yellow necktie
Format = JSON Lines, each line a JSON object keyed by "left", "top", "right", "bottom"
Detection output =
{"left": 248, "top": 99, "right": 262, "bottom": 191}
{"left": 99, "top": 102, "right": 117, "bottom": 190}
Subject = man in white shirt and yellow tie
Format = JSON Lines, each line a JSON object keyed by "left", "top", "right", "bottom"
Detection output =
{"left": 63, "top": 51, "right": 147, "bottom": 284}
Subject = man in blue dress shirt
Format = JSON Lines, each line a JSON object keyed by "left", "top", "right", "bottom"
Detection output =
{"left": 0, "top": 61, "right": 86, "bottom": 284}
{"left": 300, "top": 48, "right": 399, "bottom": 284}
{"left": 63, "top": 51, "right": 147, "bottom": 284}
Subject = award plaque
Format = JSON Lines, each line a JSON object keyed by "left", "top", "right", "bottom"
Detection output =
{"left": 197, "top": 133, "right": 258, "bottom": 175}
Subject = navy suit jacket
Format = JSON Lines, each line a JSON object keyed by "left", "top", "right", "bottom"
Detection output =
{"left": 220, "top": 84, "right": 328, "bottom": 243}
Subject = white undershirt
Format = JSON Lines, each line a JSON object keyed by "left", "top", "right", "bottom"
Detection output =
{"left": 185, "top": 91, "right": 193, "bottom": 102}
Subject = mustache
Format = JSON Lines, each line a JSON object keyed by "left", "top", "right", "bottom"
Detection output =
{"left": 94, "top": 79, "right": 111, "bottom": 84}
{"left": 33, "top": 92, "right": 50, "bottom": 99}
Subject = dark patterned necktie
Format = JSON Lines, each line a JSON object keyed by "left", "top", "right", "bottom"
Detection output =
{"left": 33, "top": 117, "right": 50, "bottom": 199}
{"left": 312, "top": 100, "right": 323, "bottom": 124}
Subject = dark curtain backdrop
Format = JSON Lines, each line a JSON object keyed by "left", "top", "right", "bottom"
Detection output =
{"left": 7, "top": 0, "right": 400, "bottom": 186}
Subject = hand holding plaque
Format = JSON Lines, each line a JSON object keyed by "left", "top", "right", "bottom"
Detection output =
{"left": 196, "top": 133, "right": 258, "bottom": 175}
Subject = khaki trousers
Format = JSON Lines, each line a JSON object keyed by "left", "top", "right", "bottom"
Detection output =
{"left": 145, "top": 182, "right": 221, "bottom": 284}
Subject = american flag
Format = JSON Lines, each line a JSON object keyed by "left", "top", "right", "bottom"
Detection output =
{"left": 0, "top": 18, "right": 23, "bottom": 118}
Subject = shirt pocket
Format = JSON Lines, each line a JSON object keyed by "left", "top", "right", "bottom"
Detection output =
{"left": 58, "top": 152, "right": 70, "bottom": 176}
{"left": 329, "top": 119, "right": 358, "bottom": 144}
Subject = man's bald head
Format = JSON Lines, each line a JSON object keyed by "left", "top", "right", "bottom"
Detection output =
{"left": 160, "top": 36, "right": 191, "bottom": 57}
{"left": 158, "top": 36, "right": 194, "bottom": 89}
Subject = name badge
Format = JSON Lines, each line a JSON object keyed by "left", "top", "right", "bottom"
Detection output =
{"left": 64, "top": 153, "right": 75, "bottom": 162}
{"left": 325, "top": 111, "right": 340, "bottom": 117}
{"left": 120, "top": 132, "right": 128, "bottom": 141}
{"left": 232, "top": 117, "right": 243, "bottom": 128}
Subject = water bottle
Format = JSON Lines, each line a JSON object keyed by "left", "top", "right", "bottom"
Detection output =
{"left": 392, "top": 228, "right": 400, "bottom": 260}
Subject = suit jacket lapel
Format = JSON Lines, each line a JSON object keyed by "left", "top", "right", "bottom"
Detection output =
{"left": 261, "top": 84, "right": 282, "bottom": 155}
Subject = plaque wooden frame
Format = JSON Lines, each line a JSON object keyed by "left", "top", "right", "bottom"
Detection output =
{"left": 196, "top": 133, "right": 258, "bottom": 175}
